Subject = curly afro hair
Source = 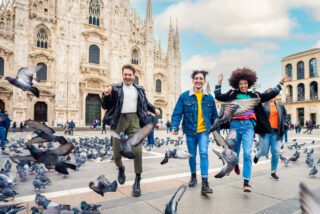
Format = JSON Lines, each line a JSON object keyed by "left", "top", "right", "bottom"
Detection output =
{"left": 228, "top": 67, "right": 257, "bottom": 89}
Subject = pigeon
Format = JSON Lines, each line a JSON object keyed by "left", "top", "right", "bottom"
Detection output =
{"left": 5, "top": 66, "right": 42, "bottom": 97}
{"left": 299, "top": 183, "right": 320, "bottom": 213}
{"left": 317, "top": 158, "right": 320, "bottom": 165}
{"left": 80, "top": 201, "right": 101, "bottom": 212}
{"left": 309, "top": 166, "right": 318, "bottom": 177}
{"left": 0, "top": 187, "right": 18, "bottom": 200}
{"left": 13, "top": 142, "right": 76, "bottom": 174}
{"left": 308, "top": 148, "right": 314, "bottom": 155}
{"left": 289, "top": 151, "right": 300, "bottom": 162}
{"left": 212, "top": 148, "right": 239, "bottom": 178}
{"left": 4, "top": 160, "right": 12, "bottom": 173}
{"left": 110, "top": 122, "right": 156, "bottom": 159}
{"left": 0, "top": 203, "right": 25, "bottom": 214}
{"left": 211, "top": 98, "right": 261, "bottom": 130}
{"left": 26, "top": 120, "right": 68, "bottom": 144}
{"left": 33, "top": 178, "right": 49, "bottom": 190}
{"left": 165, "top": 184, "right": 187, "bottom": 214}
{"left": 35, "top": 193, "right": 51, "bottom": 209}
{"left": 89, "top": 175, "right": 118, "bottom": 196}
{"left": 160, "top": 147, "right": 192, "bottom": 165}
{"left": 306, "top": 154, "right": 314, "bottom": 167}
{"left": 280, "top": 154, "right": 289, "bottom": 167}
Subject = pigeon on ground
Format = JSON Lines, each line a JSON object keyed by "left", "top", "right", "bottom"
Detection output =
{"left": 165, "top": 184, "right": 187, "bottom": 214}
{"left": 33, "top": 177, "right": 49, "bottom": 190}
{"left": 14, "top": 142, "right": 76, "bottom": 175}
{"left": 299, "top": 183, "right": 320, "bottom": 213}
{"left": 289, "top": 151, "right": 300, "bottom": 162}
{"left": 80, "top": 201, "right": 101, "bottom": 212}
{"left": 309, "top": 166, "right": 318, "bottom": 177}
{"left": 160, "top": 148, "right": 192, "bottom": 165}
{"left": 110, "top": 122, "right": 156, "bottom": 159}
{"left": 5, "top": 66, "right": 42, "bottom": 97}
{"left": 0, "top": 203, "right": 25, "bottom": 214}
{"left": 280, "top": 154, "right": 289, "bottom": 167}
{"left": 0, "top": 187, "right": 18, "bottom": 200}
{"left": 306, "top": 154, "right": 314, "bottom": 167}
{"left": 89, "top": 175, "right": 118, "bottom": 196}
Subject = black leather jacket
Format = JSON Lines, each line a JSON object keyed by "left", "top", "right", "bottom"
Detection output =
{"left": 101, "top": 82, "right": 156, "bottom": 129}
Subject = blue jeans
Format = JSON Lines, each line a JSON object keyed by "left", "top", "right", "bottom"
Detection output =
{"left": 0, "top": 126, "right": 6, "bottom": 147}
{"left": 147, "top": 130, "right": 154, "bottom": 145}
{"left": 230, "top": 120, "right": 254, "bottom": 180}
{"left": 257, "top": 129, "right": 281, "bottom": 172}
{"left": 282, "top": 129, "right": 288, "bottom": 142}
{"left": 186, "top": 132, "right": 209, "bottom": 178}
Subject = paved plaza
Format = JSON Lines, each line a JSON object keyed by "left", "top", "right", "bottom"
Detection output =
{"left": 1, "top": 129, "right": 320, "bottom": 214}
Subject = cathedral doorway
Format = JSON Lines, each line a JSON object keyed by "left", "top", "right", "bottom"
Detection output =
{"left": 0, "top": 99, "right": 4, "bottom": 112}
{"left": 34, "top": 102, "right": 48, "bottom": 122}
{"left": 85, "top": 94, "right": 101, "bottom": 126}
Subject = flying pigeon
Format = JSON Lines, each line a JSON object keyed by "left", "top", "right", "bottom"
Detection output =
{"left": 5, "top": 66, "right": 42, "bottom": 97}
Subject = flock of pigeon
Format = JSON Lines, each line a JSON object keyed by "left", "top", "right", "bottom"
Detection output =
{"left": 0, "top": 118, "right": 196, "bottom": 213}
{"left": 1, "top": 66, "right": 320, "bottom": 213}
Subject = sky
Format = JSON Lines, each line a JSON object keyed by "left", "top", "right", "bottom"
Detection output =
{"left": 131, "top": 0, "right": 320, "bottom": 92}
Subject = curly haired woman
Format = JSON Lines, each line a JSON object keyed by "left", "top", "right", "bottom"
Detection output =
{"left": 214, "top": 68, "right": 289, "bottom": 192}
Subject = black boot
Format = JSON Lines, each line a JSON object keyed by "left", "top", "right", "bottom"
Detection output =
{"left": 201, "top": 178, "right": 213, "bottom": 194}
{"left": 118, "top": 166, "right": 126, "bottom": 185}
{"left": 188, "top": 173, "right": 197, "bottom": 187}
{"left": 132, "top": 174, "right": 141, "bottom": 197}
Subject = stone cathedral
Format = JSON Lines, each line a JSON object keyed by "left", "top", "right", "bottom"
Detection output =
{"left": 0, "top": 0, "right": 181, "bottom": 126}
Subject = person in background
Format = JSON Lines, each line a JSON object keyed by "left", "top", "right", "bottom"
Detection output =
{"left": 254, "top": 88, "right": 287, "bottom": 181}
{"left": 102, "top": 120, "right": 107, "bottom": 134}
{"left": 69, "top": 120, "right": 75, "bottom": 136}
{"left": 12, "top": 122, "right": 17, "bottom": 133}
{"left": 166, "top": 120, "right": 171, "bottom": 133}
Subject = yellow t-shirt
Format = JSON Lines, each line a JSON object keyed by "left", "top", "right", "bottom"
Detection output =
{"left": 195, "top": 91, "right": 206, "bottom": 133}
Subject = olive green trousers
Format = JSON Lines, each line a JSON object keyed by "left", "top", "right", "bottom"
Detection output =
{"left": 111, "top": 113, "right": 142, "bottom": 173}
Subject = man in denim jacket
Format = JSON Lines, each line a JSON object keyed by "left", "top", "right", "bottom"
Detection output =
{"left": 171, "top": 70, "right": 218, "bottom": 194}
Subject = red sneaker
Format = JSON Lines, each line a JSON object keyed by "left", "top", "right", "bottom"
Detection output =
{"left": 234, "top": 165, "right": 240, "bottom": 175}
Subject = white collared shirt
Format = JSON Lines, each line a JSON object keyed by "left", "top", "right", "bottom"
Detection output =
{"left": 121, "top": 82, "right": 138, "bottom": 113}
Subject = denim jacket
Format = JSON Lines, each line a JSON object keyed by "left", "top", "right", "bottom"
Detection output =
{"left": 171, "top": 89, "right": 218, "bottom": 135}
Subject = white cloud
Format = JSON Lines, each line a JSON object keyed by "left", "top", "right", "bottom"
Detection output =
{"left": 155, "top": 0, "right": 296, "bottom": 44}
{"left": 181, "top": 46, "right": 278, "bottom": 91}
{"left": 315, "top": 40, "right": 320, "bottom": 48}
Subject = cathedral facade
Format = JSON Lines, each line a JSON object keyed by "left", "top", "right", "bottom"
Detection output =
{"left": 0, "top": 0, "right": 181, "bottom": 126}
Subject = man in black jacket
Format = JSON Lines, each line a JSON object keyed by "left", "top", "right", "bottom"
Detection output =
{"left": 101, "top": 64, "right": 160, "bottom": 197}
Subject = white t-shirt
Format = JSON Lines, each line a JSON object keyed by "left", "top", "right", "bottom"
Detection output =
{"left": 121, "top": 83, "right": 138, "bottom": 113}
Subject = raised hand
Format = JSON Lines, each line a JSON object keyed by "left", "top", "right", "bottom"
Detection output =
{"left": 103, "top": 85, "right": 112, "bottom": 96}
{"left": 218, "top": 73, "right": 224, "bottom": 85}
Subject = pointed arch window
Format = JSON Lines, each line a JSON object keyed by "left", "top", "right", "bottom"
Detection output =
{"left": 36, "top": 28, "right": 48, "bottom": 49}
{"left": 89, "top": 44, "right": 100, "bottom": 64}
{"left": 131, "top": 49, "right": 139, "bottom": 65}
{"left": 89, "top": 0, "right": 100, "bottom": 26}
{"left": 156, "top": 79, "right": 162, "bottom": 93}
{"left": 297, "top": 61, "right": 304, "bottom": 80}
{"left": 36, "top": 63, "right": 47, "bottom": 81}
{"left": 0, "top": 57, "right": 4, "bottom": 76}
{"left": 309, "top": 58, "right": 318, "bottom": 78}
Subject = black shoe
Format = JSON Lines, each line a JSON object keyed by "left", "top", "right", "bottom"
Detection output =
{"left": 271, "top": 172, "right": 279, "bottom": 181}
{"left": 243, "top": 185, "right": 252, "bottom": 192}
{"left": 188, "top": 173, "right": 197, "bottom": 187}
{"left": 253, "top": 156, "right": 259, "bottom": 164}
{"left": 132, "top": 176, "right": 141, "bottom": 197}
{"left": 201, "top": 178, "right": 213, "bottom": 194}
{"left": 118, "top": 166, "right": 126, "bottom": 185}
